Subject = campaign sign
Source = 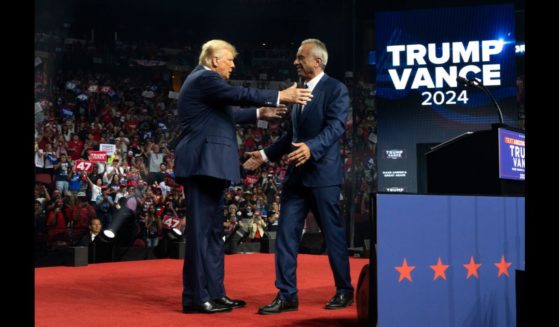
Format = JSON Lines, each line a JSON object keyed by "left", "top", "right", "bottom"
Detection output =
{"left": 99, "top": 144, "right": 117, "bottom": 156}
{"left": 89, "top": 151, "right": 107, "bottom": 163}
{"left": 162, "top": 215, "right": 181, "bottom": 230}
{"left": 498, "top": 128, "right": 525, "bottom": 180}
{"left": 75, "top": 159, "right": 93, "bottom": 172}
{"left": 375, "top": 4, "right": 518, "bottom": 193}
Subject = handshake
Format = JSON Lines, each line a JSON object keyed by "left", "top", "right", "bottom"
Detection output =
{"left": 243, "top": 142, "right": 312, "bottom": 171}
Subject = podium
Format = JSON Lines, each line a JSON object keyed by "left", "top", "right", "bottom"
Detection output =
{"left": 425, "top": 125, "right": 525, "bottom": 195}
{"left": 376, "top": 194, "right": 525, "bottom": 327}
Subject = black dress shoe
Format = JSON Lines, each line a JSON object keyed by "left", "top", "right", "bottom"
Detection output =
{"left": 182, "top": 301, "right": 232, "bottom": 314}
{"left": 213, "top": 296, "right": 246, "bottom": 309}
{"left": 258, "top": 296, "right": 299, "bottom": 315}
{"left": 324, "top": 292, "right": 354, "bottom": 309}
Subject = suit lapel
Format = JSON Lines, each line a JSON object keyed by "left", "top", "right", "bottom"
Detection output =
{"left": 291, "top": 103, "right": 301, "bottom": 141}
{"left": 292, "top": 103, "right": 301, "bottom": 125}
{"left": 299, "top": 74, "right": 327, "bottom": 125}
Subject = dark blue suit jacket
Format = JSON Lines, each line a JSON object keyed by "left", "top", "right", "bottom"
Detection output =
{"left": 174, "top": 65, "right": 278, "bottom": 183}
{"left": 264, "top": 74, "right": 349, "bottom": 187}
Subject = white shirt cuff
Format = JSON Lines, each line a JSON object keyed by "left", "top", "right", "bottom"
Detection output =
{"left": 259, "top": 150, "right": 269, "bottom": 163}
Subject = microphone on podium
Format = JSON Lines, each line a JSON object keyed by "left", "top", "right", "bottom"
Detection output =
{"left": 456, "top": 76, "right": 477, "bottom": 88}
{"left": 456, "top": 76, "right": 505, "bottom": 125}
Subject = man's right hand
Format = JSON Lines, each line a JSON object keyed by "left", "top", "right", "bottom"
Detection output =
{"left": 258, "top": 106, "right": 288, "bottom": 120}
{"left": 279, "top": 82, "right": 313, "bottom": 105}
{"left": 243, "top": 151, "right": 265, "bottom": 171}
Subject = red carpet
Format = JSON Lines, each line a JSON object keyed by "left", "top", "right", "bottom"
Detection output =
{"left": 35, "top": 253, "right": 368, "bottom": 326}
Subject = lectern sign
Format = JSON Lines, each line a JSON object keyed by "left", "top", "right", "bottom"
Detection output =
{"left": 498, "top": 128, "right": 525, "bottom": 180}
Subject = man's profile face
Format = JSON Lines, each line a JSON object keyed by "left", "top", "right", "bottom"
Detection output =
{"left": 213, "top": 49, "right": 236, "bottom": 80}
{"left": 293, "top": 43, "right": 320, "bottom": 81}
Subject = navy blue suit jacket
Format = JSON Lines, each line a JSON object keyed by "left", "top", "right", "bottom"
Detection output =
{"left": 264, "top": 74, "right": 349, "bottom": 187}
{"left": 174, "top": 65, "right": 278, "bottom": 183}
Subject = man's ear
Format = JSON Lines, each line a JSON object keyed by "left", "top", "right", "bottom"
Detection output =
{"left": 211, "top": 56, "right": 219, "bottom": 68}
{"left": 315, "top": 57, "right": 322, "bottom": 68}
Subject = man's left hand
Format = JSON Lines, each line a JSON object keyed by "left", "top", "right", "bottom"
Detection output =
{"left": 243, "top": 151, "right": 265, "bottom": 171}
{"left": 287, "top": 142, "right": 311, "bottom": 167}
{"left": 258, "top": 106, "right": 287, "bottom": 120}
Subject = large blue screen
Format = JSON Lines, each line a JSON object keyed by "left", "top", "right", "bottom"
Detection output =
{"left": 375, "top": 4, "right": 518, "bottom": 193}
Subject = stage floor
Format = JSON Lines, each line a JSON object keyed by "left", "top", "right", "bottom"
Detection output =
{"left": 35, "top": 253, "right": 368, "bottom": 326}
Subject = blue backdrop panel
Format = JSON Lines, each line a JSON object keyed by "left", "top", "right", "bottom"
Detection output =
{"left": 375, "top": 4, "right": 518, "bottom": 193}
{"left": 377, "top": 194, "right": 524, "bottom": 327}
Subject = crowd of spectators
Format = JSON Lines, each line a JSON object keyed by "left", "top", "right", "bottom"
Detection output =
{"left": 34, "top": 33, "right": 379, "bottom": 260}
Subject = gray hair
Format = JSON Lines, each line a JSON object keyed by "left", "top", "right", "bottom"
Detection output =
{"left": 198, "top": 39, "right": 237, "bottom": 67}
{"left": 301, "top": 38, "right": 328, "bottom": 69}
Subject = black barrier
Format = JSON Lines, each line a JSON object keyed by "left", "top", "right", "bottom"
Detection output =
{"left": 63, "top": 246, "right": 89, "bottom": 267}
{"left": 260, "top": 232, "right": 276, "bottom": 253}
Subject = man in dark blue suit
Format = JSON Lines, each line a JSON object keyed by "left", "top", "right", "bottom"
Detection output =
{"left": 244, "top": 38, "right": 354, "bottom": 314}
{"left": 175, "top": 39, "right": 312, "bottom": 314}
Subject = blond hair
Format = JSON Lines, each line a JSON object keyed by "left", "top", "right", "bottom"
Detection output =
{"left": 198, "top": 39, "right": 237, "bottom": 66}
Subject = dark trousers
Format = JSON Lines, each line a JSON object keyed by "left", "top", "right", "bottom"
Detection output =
{"left": 275, "top": 177, "right": 353, "bottom": 301}
{"left": 181, "top": 176, "right": 227, "bottom": 306}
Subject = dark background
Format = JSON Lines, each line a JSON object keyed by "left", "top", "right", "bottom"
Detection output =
{"left": 35, "top": 0, "right": 525, "bottom": 82}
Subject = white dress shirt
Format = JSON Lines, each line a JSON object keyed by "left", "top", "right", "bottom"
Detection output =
{"left": 259, "top": 72, "right": 324, "bottom": 162}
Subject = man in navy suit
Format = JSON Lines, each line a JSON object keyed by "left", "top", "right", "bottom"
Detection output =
{"left": 244, "top": 38, "right": 354, "bottom": 314}
{"left": 175, "top": 39, "right": 312, "bottom": 314}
